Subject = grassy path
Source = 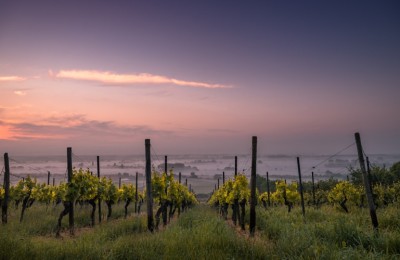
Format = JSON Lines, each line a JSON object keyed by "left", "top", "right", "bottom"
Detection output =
{"left": 0, "top": 205, "right": 270, "bottom": 259}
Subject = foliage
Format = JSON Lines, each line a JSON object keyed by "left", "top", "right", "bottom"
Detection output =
{"left": 349, "top": 161, "right": 400, "bottom": 186}
{"left": 208, "top": 174, "right": 250, "bottom": 207}
{"left": 255, "top": 174, "right": 276, "bottom": 193}
{"left": 327, "top": 181, "right": 363, "bottom": 212}
{"left": 99, "top": 177, "right": 119, "bottom": 203}
{"left": 10, "top": 176, "right": 37, "bottom": 203}
{"left": 303, "top": 177, "right": 339, "bottom": 192}
{"left": 151, "top": 169, "right": 198, "bottom": 207}
{"left": 0, "top": 187, "right": 4, "bottom": 200}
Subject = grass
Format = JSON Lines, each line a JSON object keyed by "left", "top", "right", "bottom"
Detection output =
{"left": 255, "top": 205, "right": 400, "bottom": 259}
{"left": 1, "top": 202, "right": 400, "bottom": 259}
{"left": 0, "top": 204, "right": 270, "bottom": 259}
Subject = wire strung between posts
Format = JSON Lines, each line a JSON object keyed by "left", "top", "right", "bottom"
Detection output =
{"left": 10, "top": 173, "right": 24, "bottom": 179}
{"left": 305, "top": 142, "right": 356, "bottom": 175}
{"left": 361, "top": 143, "right": 368, "bottom": 158}
{"left": 150, "top": 144, "right": 162, "bottom": 169}
{"left": 242, "top": 155, "right": 253, "bottom": 174}
{"left": 71, "top": 152, "right": 87, "bottom": 168}
{"left": 9, "top": 157, "right": 48, "bottom": 175}
{"left": 240, "top": 147, "right": 252, "bottom": 173}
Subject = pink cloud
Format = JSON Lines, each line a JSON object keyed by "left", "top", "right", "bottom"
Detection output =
{"left": 0, "top": 76, "right": 26, "bottom": 82}
{"left": 54, "top": 69, "right": 231, "bottom": 89}
{"left": 13, "top": 90, "right": 27, "bottom": 96}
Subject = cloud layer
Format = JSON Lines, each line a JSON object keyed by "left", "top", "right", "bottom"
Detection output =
{"left": 55, "top": 70, "right": 230, "bottom": 89}
{"left": 0, "top": 76, "right": 26, "bottom": 82}
{"left": 0, "top": 114, "right": 170, "bottom": 141}
{"left": 13, "top": 90, "right": 27, "bottom": 96}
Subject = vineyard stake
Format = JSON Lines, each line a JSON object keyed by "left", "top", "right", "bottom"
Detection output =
{"left": 145, "top": 139, "right": 154, "bottom": 232}
{"left": 235, "top": 156, "right": 237, "bottom": 176}
{"left": 119, "top": 177, "right": 121, "bottom": 189}
{"left": 233, "top": 155, "right": 239, "bottom": 225}
{"left": 67, "top": 147, "right": 74, "bottom": 235}
{"left": 162, "top": 155, "right": 168, "bottom": 226}
{"left": 2, "top": 153, "right": 10, "bottom": 224}
{"left": 297, "top": 157, "right": 306, "bottom": 219}
{"left": 311, "top": 172, "right": 316, "bottom": 206}
{"left": 222, "top": 171, "right": 225, "bottom": 184}
{"left": 135, "top": 172, "right": 138, "bottom": 213}
{"left": 266, "top": 171, "right": 271, "bottom": 207}
{"left": 355, "top": 132, "right": 378, "bottom": 231}
{"left": 97, "top": 156, "right": 101, "bottom": 223}
{"left": 47, "top": 171, "right": 51, "bottom": 185}
{"left": 366, "top": 157, "right": 374, "bottom": 194}
{"left": 178, "top": 172, "right": 181, "bottom": 216}
{"left": 250, "top": 136, "right": 257, "bottom": 236}
{"left": 164, "top": 156, "right": 167, "bottom": 174}
{"left": 217, "top": 178, "right": 220, "bottom": 189}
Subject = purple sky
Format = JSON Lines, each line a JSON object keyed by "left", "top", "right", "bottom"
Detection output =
{"left": 0, "top": 1, "right": 399, "bottom": 156}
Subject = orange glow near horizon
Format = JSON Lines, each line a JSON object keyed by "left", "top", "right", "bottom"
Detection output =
{"left": 0, "top": 122, "right": 69, "bottom": 141}
{"left": 0, "top": 125, "right": 15, "bottom": 140}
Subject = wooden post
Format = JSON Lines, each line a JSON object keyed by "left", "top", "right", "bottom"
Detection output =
{"left": 185, "top": 178, "right": 188, "bottom": 187}
{"left": 311, "top": 171, "right": 316, "bottom": 206}
{"left": 47, "top": 171, "right": 51, "bottom": 185}
{"left": 266, "top": 171, "right": 271, "bottom": 207}
{"left": 97, "top": 156, "right": 101, "bottom": 223}
{"left": 235, "top": 156, "right": 238, "bottom": 176}
{"left": 179, "top": 172, "right": 181, "bottom": 184}
{"left": 222, "top": 171, "right": 225, "bottom": 184}
{"left": 250, "top": 136, "right": 257, "bottom": 236}
{"left": 164, "top": 156, "right": 167, "bottom": 174}
{"left": 233, "top": 155, "right": 239, "bottom": 226}
{"left": 297, "top": 157, "right": 306, "bottom": 218}
{"left": 145, "top": 139, "right": 154, "bottom": 232}
{"left": 2, "top": 153, "right": 10, "bottom": 224}
{"left": 135, "top": 172, "right": 138, "bottom": 213}
{"left": 189, "top": 184, "right": 192, "bottom": 193}
{"left": 366, "top": 157, "right": 374, "bottom": 193}
{"left": 217, "top": 178, "right": 220, "bottom": 189}
{"left": 355, "top": 132, "right": 378, "bottom": 231}
{"left": 119, "top": 177, "right": 121, "bottom": 189}
{"left": 67, "top": 147, "right": 74, "bottom": 235}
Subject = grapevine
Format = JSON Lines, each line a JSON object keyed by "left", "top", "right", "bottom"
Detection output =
{"left": 208, "top": 174, "right": 250, "bottom": 230}
{"left": 151, "top": 169, "right": 198, "bottom": 229}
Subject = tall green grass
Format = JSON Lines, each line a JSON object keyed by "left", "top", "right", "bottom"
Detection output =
{"left": 1, "top": 202, "right": 400, "bottom": 259}
{"left": 255, "top": 205, "right": 400, "bottom": 259}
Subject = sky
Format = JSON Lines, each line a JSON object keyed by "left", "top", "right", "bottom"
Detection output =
{"left": 0, "top": 0, "right": 399, "bottom": 156}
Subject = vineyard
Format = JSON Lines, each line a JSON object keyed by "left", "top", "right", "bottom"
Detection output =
{"left": 1, "top": 135, "right": 400, "bottom": 259}
{"left": 0, "top": 168, "right": 197, "bottom": 234}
